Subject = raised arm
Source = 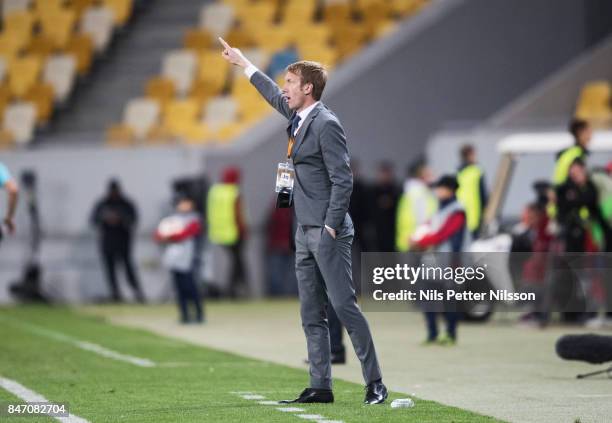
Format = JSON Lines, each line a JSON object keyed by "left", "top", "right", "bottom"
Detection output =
{"left": 219, "top": 37, "right": 292, "bottom": 119}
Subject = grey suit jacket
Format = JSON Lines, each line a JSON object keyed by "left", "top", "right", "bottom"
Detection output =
{"left": 250, "top": 71, "right": 353, "bottom": 230}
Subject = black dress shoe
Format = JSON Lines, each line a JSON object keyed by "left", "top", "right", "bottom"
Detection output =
{"left": 279, "top": 388, "right": 334, "bottom": 404}
{"left": 364, "top": 381, "right": 388, "bottom": 405}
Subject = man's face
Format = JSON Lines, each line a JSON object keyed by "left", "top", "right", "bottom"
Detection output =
{"left": 282, "top": 71, "right": 311, "bottom": 111}
{"left": 578, "top": 126, "right": 592, "bottom": 147}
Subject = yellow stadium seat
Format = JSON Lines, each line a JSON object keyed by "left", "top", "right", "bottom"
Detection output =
{"left": 359, "top": 1, "right": 392, "bottom": 38}
{"left": 103, "top": 0, "right": 133, "bottom": 26}
{"left": 26, "top": 35, "right": 56, "bottom": 61}
{"left": 575, "top": 81, "right": 612, "bottom": 123}
{"left": 189, "top": 80, "right": 214, "bottom": 105}
{"left": 390, "top": 0, "right": 427, "bottom": 17}
{"left": 0, "top": 85, "right": 13, "bottom": 123}
{"left": 33, "top": 0, "right": 65, "bottom": 17}
{"left": 40, "top": 9, "right": 77, "bottom": 48}
{"left": 216, "top": 122, "right": 243, "bottom": 142}
{"left": 0, "top": 32, "right": 28, "bottom": 58}
{"left": 298, "top": 44, "right": 338, "bottom": 67}
{"left": 283, "top": 0, "right": 317, "bottom": 26}
{"left": 331, "top": 23, "right": 368, "bottom": 59}
{"left": 183, "top": 29, "right": 213, "bottom": 51}
{"left": 292, "top": 24, "right": 331, "bottom": 51}
{"left": 250, "top": 25, "right": 293, "bottom": 54}
{"left": 182, "top": 122, "right": 213, "bottom": 145}
{"left": 323, "top": 3, "right": 353, "bottom": 26}
{"left": 8, "top": 55, "right": 42, "bottom": 98}
{"left": 162, "top": 99, "right": 201, "bottom": 139}
{"left": 23, "top": 82, "right": 55, "bottom": 124}
{"left": 3, "top": 11, "right": 35, "bottom": 42}
{"left": 198, "top": 52, "right": 229, "bottom": 95}
{"left": 145, "top": 77, "right": 175, "bottom": 110}
{"left": 237, "top": 2, "right": 278, "bottom": 30}
{"left": 224, "top": 22, "right": 257, "bottom": 49}
{"left": 65, "top": 34, "right": 94, "bottom": 75}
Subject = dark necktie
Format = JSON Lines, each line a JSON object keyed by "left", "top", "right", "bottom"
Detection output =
{"left": 290, "top": 114, "right": 302, "bottom": 137}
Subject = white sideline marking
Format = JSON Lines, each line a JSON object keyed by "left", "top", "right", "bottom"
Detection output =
{"left": 5, "top": 319, "right": 155, "bottom": 368}
{"left": 296, "top": 414, "right": 325, "bottom": 420}
{"left": 241, "top": 394, "right": 265, "bottom": 400}
{"left": 276, "top": 407, "right": 306, "bottom": 412}
{"left": 0, "top": 376, "right": 90, "bottom": 423}
{"left": 258, "top": 400, "right": 279, "bottom": 405}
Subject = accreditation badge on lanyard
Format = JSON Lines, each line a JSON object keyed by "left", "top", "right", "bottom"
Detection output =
{"left": 275, "top": 161, "right": 295, "bottom": 193}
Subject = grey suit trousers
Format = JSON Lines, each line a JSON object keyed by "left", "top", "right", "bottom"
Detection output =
{"left": 295, "top": 219, "right": 382, "bottom": 390}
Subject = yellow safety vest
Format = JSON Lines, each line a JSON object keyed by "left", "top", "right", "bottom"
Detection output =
{"left": 457, "top": 164, "right": 483, "bottom": 232}
{"left": 553, "top": 146, "right": 585, "bottom": 186}
{"left": 207, "top": 183, "right": 239, "bottom": 246}
{"left": 395, "top": 186, "right": 437, "bottom": 252}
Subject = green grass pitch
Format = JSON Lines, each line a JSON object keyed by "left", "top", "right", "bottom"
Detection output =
{"left": 0, "top": 306, "right": 503, "bottom": 422}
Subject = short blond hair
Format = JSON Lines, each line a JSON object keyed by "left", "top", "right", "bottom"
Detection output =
{"left": 286, "top": 61, "right": 328, "bottom": 101}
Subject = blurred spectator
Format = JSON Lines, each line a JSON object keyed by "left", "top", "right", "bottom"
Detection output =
{"left": 265, "top": 200, "right": 297, "bottom": 296}
{"left": 457, "top": 144, "right": 488, "bottom": 238}
{"left": 207, "top": 167, "right": 248, "bottom": 298}
{"left": 553, "top": 118, "right": 591, "bottom": 185}
{"left": 370, "top": 161, "right": 400, "bottom": 252}
{"left": 412, "top": 175, "right": 469, "bottom": 345}
{"left": 556, "top": 159, "right": 611, "bottom": 253}
{"left": 0, "top": 161, "right": 18, "bottom": 239}
{"left": 396, "top": 159, "right": 436, "bottom": 252}
{"left": 266, "top": 45, "right": 299, "bottom": 81}
{"left": 155, "top": 196, "right": 204, "bottom": 324}
{"left": 91, "top": 179, "right": 144, "bottom": 303}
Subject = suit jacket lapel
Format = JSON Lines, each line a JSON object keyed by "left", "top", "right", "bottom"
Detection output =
{"left": 291, "top": 103, "right": 324, "bottom": 159}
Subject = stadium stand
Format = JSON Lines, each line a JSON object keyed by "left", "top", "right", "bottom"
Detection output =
{"left": 106, "top": 0, "right": 430, "bottom": 146}
{"left": 0, "top": 0, "right": 136, "bottom": 147}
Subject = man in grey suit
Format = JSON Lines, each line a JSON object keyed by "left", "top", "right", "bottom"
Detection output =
{"left": 220, "top": 38, "right": 387, "bottom": 405}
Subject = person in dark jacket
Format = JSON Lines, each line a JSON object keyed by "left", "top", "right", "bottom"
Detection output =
{"left": 370, "top": 161, "right": 400, "bottom": 252}
{"left": 91, "top": 179, "right": 144, "bottom": 303}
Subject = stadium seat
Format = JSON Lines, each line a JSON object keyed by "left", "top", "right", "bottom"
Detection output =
{"left": 43, "top": 53, "right": 77, "bottom": 103}
{"left": 8, "top": 55, "right": 42, "bottom": 98}
{"left": 358, "top": 1, "right": 392, "bottom": 38}
{"left": 145, "top": 76, "right": 175, "bottom": 110}
{"left": 283, "top": 0, "right": 317, "bottom": 26}
{"left": 2, "top": 0, "right": 31, "bottom": 16}
{"left": 23, "top": 82, "right": 55, "bottom": 124}
{"left": 162, "top": 49, "right": 197, "bottom": 97}
{"left": 162, "top": 99, "right": 201, "bottom": 139}
{"left": 3, "top": 10, "right": 35, "bottom": 43}
{"left": 323, "top": 0, "right": 354, "bottom": 27}
{"left": 224, "top": 21, "right": 256, "bottom": 49}
{"left": 197, "top": 51, "right": 230, "bottom": 96}
{"left": 26, "top": 35, "right": 57, "bottom": 61}
{"left": 250, "top": 25, "right": 293, "bottom": 54}
{"left": 331, "top": 23, "right": 368, "bottom": 59}
{"left": 188, "top": 80, "right": 214, "bottom": 105}
{"left": 3, "top": 101, "right": 36, "bottom": 145}
{"left": 80, "top": 6, "right": 114, "bottom": 52}
{"left": 33, "top": 0, "right": 65, "bottom": 16}
{"left": 183, "top": 29, "right": 213, "bottom": 52}
{"left": 236, "top": 2, "right": 278, "bottom": 31}
{"left": 103, "top": 0, "right": 133, "bottom": 26}
{"left": 390, "top": 0, "right": 427, "bottom": 17}
{"left": 40, "top": 9, "right": 78, "bottom": 48}
{"left": 0, "top": 85, "right": 12, "bottom": 121}
{"left": 65, "top": 33, "right": 94, "bottom": 75}
{"left": 575, "top": 81, "right": 612, "bottom": 124}
{"left": 0, "top": 31, "right": 29, "bottom": 58}
{"left": 298, "top": 44, "right": 338, "bottom": 67}
{"left": 123, "top": 97, "right": 160, "bottom": 140}
{"left": 200, "top": 3, "right": 235, "bottom": 38}
{"left": 204, "top": 95, "right": 237, "bottom": 129}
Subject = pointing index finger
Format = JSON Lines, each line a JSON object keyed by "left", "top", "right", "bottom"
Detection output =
{"left": 218, "top": 37, "right": 231, "bottom": 50}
